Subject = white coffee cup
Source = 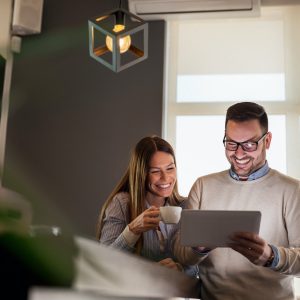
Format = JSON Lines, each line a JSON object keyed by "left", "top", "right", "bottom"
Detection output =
{"left": 159, "top": 206, "right": 182, "bottom": 224}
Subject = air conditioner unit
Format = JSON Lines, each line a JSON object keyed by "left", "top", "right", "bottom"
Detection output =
{"left": 128, "top": 0, "right": 261, "bottom": 20}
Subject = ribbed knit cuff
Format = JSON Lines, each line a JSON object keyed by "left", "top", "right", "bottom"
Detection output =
{"left": 192, "top": 247, "right": 211, "bottom": 256}
{"left": 122, "top": 225, "right": 141, "bottom": 247}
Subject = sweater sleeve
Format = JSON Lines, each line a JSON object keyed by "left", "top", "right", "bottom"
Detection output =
{"left": 274, "top": 247, "right": 300, "bottom": 276}
{"left": 99, "top": 193, "right": 139, "bottom": 252}
{"left": 187, "top": 178, "right": 202, "bottom": 209}
{"left": 172, "top": 229, "right": 208, "bottom": 266}
{"left": 172, "top": 179, "right": 208, "bottom": 265}
{"left": 273, "top": 181, "right": 300, "bottom": 275}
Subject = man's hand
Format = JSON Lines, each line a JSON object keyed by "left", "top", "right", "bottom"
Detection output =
{"left": 228, "top": 231, "right": 273, "bottom": 266}
{"left": 128, "top": 206, "right": 160, "bottom": 235}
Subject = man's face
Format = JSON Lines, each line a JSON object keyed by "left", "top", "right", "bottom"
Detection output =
{"left": 225, "top": 119, "right": 272, "bottom": 177}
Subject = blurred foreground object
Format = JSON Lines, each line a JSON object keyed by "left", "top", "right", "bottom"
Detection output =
{"left": 73, "top": 237, "right": 200, "bottom": 298}
{"left": 30, "top": 288, "right": 200, "bottom": 300}
{"left": 0, "top": 195, "right": 199, "bottom": 300}
{"left": 0, "top": 186, "right": 32, "bottom": 234}
{"left": 1, "top": 232, "right": 200, "bottom": 299}
{"left": 0, "top": 225, "right": 77, "bottom": 299}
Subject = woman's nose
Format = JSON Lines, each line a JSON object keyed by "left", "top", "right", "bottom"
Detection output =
{"left": 160, "top": 171, "right": 167, "bottom": 180}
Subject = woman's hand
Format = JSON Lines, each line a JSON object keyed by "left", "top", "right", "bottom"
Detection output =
{"left": 128, "top": 206, "right": 160, "bottom": 235}
{"left": 158, "top": 258, "right": 183, "bottom": 271}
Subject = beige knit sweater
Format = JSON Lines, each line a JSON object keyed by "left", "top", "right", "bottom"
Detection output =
{"left": 176, "top": 169, "right": 300, "bottom": 300}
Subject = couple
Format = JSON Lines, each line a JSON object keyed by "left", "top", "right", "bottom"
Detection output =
{"left": 96, "top": 102, "right": 300, "bottom": 300}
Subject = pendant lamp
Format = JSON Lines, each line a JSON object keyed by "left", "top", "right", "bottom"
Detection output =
{"left": 88, "top": 1, "right": 148, "bottom": 72}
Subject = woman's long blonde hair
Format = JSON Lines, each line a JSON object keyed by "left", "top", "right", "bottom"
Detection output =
{"left": 96, "top": 136, "right": 183, "bottom": 252}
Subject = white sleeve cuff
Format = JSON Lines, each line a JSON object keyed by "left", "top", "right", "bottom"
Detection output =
{"left": 122, "top": 225, "right": 141, "bottom": 247}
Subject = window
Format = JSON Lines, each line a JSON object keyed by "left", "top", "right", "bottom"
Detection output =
{"left": 176, "top": 115, "right": 286, "bottom": 195}
{"left": 164, "top": 5, "right": 300, "bottom": 294}
{"left": 164, "top": 6, "right": 300, "bottom": 192}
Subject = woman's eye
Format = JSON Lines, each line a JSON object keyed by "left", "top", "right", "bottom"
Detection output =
{"left": 150, "top": 170, "right": 160, "bottom": 174}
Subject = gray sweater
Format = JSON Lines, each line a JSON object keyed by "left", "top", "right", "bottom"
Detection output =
{"left": 176, "top": 168, "right": 300, "bottom": 300}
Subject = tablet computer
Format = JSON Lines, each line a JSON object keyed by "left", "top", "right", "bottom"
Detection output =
{"left": 180, "top": 210, "right": 261, "bottom": 248}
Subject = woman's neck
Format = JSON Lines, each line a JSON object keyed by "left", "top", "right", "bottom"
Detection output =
{"left": 145, "top": 192, "right": 166, "bottom": 207}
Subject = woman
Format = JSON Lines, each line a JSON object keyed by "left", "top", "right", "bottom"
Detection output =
{"left": 96, "top": 136, "right": 193, "bottom": 273}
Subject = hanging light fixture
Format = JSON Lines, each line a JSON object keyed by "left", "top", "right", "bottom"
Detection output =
{"left": 88, "top": 0, "right": 148, "bottom": 72}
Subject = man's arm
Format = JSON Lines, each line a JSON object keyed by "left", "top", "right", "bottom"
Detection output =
{"left": 229, "top": 231, "right": 300, "bottom": 276}
{"left": 186, "top": 178, "right": 202, "bottom": 209}
{"left": 173, "top": 178, "right": 208, "bottom": 265}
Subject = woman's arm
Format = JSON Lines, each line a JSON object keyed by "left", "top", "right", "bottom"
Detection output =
{"left": 99, "top": 193, "right": 160, "bottom": 252}
{"left": 100, "top": 193, "right": 138, "bottom": 252}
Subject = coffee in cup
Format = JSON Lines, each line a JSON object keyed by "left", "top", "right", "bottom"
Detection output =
{"left": 159, "top": 206, "right": 182, "bottom": 224}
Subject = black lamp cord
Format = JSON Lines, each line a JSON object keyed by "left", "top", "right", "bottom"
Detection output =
{"left": 116, "top": 0, "right": 125, "bottom": 24}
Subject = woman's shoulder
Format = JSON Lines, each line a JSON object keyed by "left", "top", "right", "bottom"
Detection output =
{"left": 105, "top": 192, "right": 131, "bottom": 219}
{"left": 112, "top": 191, "right": 130, "bottom": 201}
{"left": 110, "top": 192, "right": 130, "bottom": 207}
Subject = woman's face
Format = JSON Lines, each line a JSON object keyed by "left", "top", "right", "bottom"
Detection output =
{"left": 147, "top": 151, "right": 177, "bottom": 198}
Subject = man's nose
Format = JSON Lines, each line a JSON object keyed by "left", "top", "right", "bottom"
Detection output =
{"left": 235, "top": 144, "right": 245, "bottom": 156}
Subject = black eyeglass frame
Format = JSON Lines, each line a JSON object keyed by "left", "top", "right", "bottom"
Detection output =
{"left": 223, "top": 132, "right": 269, "bottom": 152}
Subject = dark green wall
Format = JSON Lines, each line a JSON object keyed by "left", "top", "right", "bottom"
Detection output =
{"left": 4, "top": 0, "right": 165, "bottom": 237}
{"left": 0, "top": 56, "right": 5, "bottom": 106}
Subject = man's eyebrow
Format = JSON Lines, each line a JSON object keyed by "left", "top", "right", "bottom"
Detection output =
{"left": 226, "top": 135, "right": 259, "bottom": 143}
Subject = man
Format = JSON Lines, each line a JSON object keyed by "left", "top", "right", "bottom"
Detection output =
{"left": 177, "top": 102, "right": 300, "bottom": 299}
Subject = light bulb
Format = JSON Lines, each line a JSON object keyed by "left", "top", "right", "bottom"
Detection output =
{"left": 106, "top": 24, "right": 131, "bottom": 54}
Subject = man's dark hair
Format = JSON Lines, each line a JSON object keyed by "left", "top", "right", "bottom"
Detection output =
{"left": 225, "top": 102, "right": 268, "bottom": 132}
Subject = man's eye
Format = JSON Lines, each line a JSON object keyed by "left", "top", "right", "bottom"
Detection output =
{"left": 244, "top": 142, "right": 256, "bottom": 148}
{"left": 225, "top": 142, "right": 237, "bottom": 149}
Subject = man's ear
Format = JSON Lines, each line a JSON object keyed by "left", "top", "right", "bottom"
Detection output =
{"left": 265, "top": 132, "right": 272, "bottom": 149}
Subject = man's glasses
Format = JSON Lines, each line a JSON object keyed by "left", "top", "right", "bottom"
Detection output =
{"left": 223, "top": 132, "right": 268, "bottom": 152}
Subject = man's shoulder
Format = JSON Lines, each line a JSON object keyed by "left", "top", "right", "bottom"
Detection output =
{"left": 268, "top": 169, "right": 300, "bottom": 186}
{"left": 193, "top": 170, "right": 230, "bottom": 185}
{"left": 201, "top": 169, "right": 229, "bottom": 179}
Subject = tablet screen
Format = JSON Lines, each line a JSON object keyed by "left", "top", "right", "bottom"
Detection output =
{"left": 180, "top": 210, "right": 261, "bottom": 248}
